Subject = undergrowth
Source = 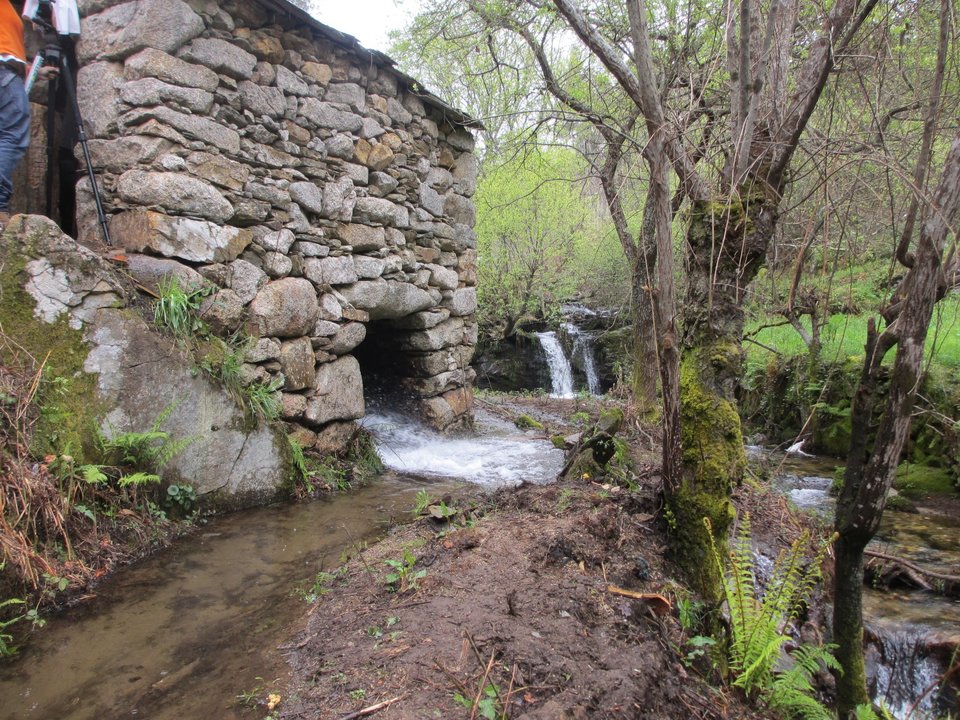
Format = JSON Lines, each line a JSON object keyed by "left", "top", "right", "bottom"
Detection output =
{"left": 153, "top": 278, "right": 281, "bottom": 423}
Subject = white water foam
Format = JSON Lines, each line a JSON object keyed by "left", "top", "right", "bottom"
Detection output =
{"left": 562, "top": 322, "right": 602, "bottom": 395}
{"left": 535, "top": 331, "right": 574, "bottom": 398}
{"left": 363, "top": 412, "right": 565, "bottom": 486}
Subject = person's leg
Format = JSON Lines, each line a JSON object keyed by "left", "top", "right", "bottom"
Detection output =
{"left": 0, "top": 68, "right": 31, "bottom": 223}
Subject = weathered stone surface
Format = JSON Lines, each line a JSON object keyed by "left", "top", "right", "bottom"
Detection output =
{"left": 280, "top": 337, "right": 316, "bottom": 391}
{"left": 124, "top": 254, "right": 205, "bottom": 292}
{"left": 230, "top": 259, "right": 267, "bottom": 304}
{"left": 453, "top": 153, "right": 478, "bottom": 196}
{"left": 321, "top": 177, "right": 357, "bottom": 221}
{"left": 283, "top": 397, "right": 309, "bottom": 422}
{"left": 275, "top": 65, "right": 310, "bottom": 96}
{"left": 337, "top": 224, "right": 385, "bottom": 252}
{"left": 199, "top": 289, "right": 245, "bottom": 334}
{"left": 298, "top": 98, "right": 363, "bottom": 132}
{"left": 305, "top": 356, "right": 364, "bottom": 426}
{"left": 110, "top": 209, "right": 251, "bottom": 263}
{"left": 329, "top": 322, "right": 366, "bottom": 355}
{"left": 186, "top": 152, "right": 250, "bottom": 191}
{"left": 249, "top": 278, "right": 318, "bottom": 338}
{"left": 78, "top": 0, "right": 204, "bottom": 64}
{"left": 76, "top": 61, "right": 124, "bottom": 138}
{"left": 419, "top": 386, "right": 472, "bottom": 431}
{"left": 444, "top": 194, "right": 475, "bottom": 226}
{"left": 86, "top": 135, "right": 169, "bottom": 172}
{"left": 353, "top": 197, "right": 409, "bottom": 228}
{"left": 425, "top": 263, "right": 459, "bottom": 291}
{"left": 263, "top": 252, "right": 293, "bottom": 279}
{"left": 391, "top": 308, "right": 450, "bottom": 330}
{"left": 292, "top": 241, "right": 329, "bottom": 258}
{"left": 444, "top": 287, "right": 478, "bottom": 316}
{"left": 313, "top": 320, "right": 339, "bottom": 337}
{"left": 304, "top": 256, "right": 358, "bottom": 286}
{"left": 313, "top": 421, "right": 358, "bottom": 453}
{"left": 405, "top": 369, "right": 464, "bottom": 397}
{"left": 246, "top": 337, "right": 281, "bottom": 363}
{"left": 369, "top": 171, "right": 398, "bottom": 196}
{"left": 258, "top": 228, "right": 296, "bottom": 254}
{"left": 353, "top": 255, "right": 385, "bottom": 279}
{"left": 338, "top": 279, "right": 434, "bottom": 321}
{"left": 120, "top": 106, "right": 241, "bottom": 154}
{"left": 116, "top": 170, "right": 234, "bottom": 223}
{"left": 301, "top": 61, "right": 332, "bottom": 86}
{"left": 325, "top": 135, "right": 354, "bottom": 160}
{"left": 120, "top": 78, "right": 214, "bottom": 113}
{"left": 289, "top": 182, "right": 324, "bottom": 214}
{"left": 178, "top": 38, "right": 257, "bottom": 80}
{"left": 399, "top": 318, "right": 465, "bottom": 351}
{"left": 124, "top": 47, "right": 220, "bottom": 91}
{"left": 419, "top": 183, "right": 444, "bottom": 217}
{"left": 85, "top": 308, "right": 288, "bottom": 501}
{"left": 317, "top": 293, "right": 342, "bottom": 321}
{"left": 248, "top": 33, "right": 285, "bottom": 64}
{"left": 238, "top": 81, "right": 287, "bottom": 118}
{"left": 323, "top": 82, "right": 365, "bottom": 112}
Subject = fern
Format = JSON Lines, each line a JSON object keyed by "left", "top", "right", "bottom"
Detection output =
{"left": 117, "top": 472, "right": 161, "bottom": 487}
{"left": 708, "top": 515, "right": 838, "bottom": 718}
{"left": 767, "top": 644, "right": 841, "bottom": 720}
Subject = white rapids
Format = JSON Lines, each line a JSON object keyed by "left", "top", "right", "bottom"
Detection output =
{"left": 363, "top": 410, "right": 565, "bottom": 487}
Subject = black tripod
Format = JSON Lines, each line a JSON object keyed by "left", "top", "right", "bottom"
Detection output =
{"left": 25, "top": 13, "right": 111, "bottom": 245}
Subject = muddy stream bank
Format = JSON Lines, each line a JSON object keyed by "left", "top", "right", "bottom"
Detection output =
{"left": 0, "top": 406, "right": 563, "bottom": 720}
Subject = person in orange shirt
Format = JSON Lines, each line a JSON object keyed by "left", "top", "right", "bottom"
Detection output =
{"left": 0, "top": 0, "right": 30, "bottom": 228}
{"left": 0, "top": 0, "right": 57, "bottom": 228}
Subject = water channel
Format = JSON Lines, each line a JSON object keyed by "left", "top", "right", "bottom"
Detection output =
{"left": 769, "top": 451, "right": 960, "bottom": 718}
{"left": 2, "top": 402, "right": 955, "bottom": 718}
{"left": 0, "top": 408, "right": 563, "bottom": 720}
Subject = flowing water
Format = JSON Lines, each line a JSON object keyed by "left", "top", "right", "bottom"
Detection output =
{"left": 561, "top": 322, "right": 602, "bottom": 395}
{"left": 0, "top": 407, "right": 563, "bottom": 719}
{"left": 535, "top": 331, "right": 574, "bottom": 398}
{"left": 767, "top": 451, "right": 960, "bottom": 718}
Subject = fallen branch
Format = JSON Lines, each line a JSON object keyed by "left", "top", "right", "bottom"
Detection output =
{"left": 606, "top": 585, "right": 672, "bottom": 615}
{"left": 865, "top": 549, "right": 960, "bottom": 584}
{"left": 338, "top": 696, "right": 402, "bottom": 720}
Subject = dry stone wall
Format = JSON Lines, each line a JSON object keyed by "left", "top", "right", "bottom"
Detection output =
{"left": 74, "top": 0, "right": 479, "bottom": 449}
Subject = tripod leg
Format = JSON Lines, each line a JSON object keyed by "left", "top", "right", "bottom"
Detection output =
{"left": 59, "top": 54, "right": 111, "bottom": 246}
{"left": 45, "top": 74, "right": 56, "bottom": 218}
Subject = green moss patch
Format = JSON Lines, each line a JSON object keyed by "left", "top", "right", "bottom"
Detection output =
{"left": 0, "top": 252, "right": 101, "bottom": 462}
{"left": 894, "top": 463, "right": 956, "bottom": 498}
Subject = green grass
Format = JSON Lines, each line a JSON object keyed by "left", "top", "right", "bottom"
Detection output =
{"left": 745, "top": 295, "right": 960, "bottom": 374}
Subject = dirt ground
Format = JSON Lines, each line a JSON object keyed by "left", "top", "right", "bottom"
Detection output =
{"left": 277, "top": 396, "right": 797, "bottom": 720}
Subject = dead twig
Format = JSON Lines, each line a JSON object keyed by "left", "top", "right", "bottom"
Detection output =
{"left": 338, "top": 695, "right": 403, "bottom": 720}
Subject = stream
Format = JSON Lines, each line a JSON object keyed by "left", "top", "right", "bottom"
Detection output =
{"left": 769, "top": 452, "right": 960, "bottom": 718}
{"left": 0, "top": 407, "right": 563, "bottom": 720}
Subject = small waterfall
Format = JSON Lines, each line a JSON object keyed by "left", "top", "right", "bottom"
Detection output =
{"left": 562, "top": 322, "right": 601, "bottom": 395}
{"left": 871, "top": 630, "right": 944, "bottom": 719}
{"left": 535, "top": 331, "right": 574, "bottom": 398}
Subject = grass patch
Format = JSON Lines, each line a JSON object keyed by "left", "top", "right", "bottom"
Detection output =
{"left": 894, "top": 463, "right": 956, "bottom": 498}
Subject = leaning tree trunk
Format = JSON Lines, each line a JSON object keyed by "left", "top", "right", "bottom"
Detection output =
{"left": 834, "top": 129, "right": 960, "bottom": 714}
{"left": 664, "top": 193, "right": 776, "bottom": 605}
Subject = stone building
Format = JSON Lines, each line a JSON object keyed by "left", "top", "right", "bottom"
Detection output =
{"left": 16, "top": 0, "right": 481, "bottom": 458}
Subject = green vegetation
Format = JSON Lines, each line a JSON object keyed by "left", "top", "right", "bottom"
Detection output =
{"left": 383, "top": 549, "right": 427, "bottom": 593}
{"left": 708, "top": 515, "right": 838, "bottom": 718}
{"left": 152, "top": 278, "right": 281, "bottom": 424}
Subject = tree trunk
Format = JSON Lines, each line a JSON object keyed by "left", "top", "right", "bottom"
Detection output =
{"left": 833, "top": 127, "right": 960, "bottom": 713}
{"left": 630, "top": 185, "right": 661, "bottom": 412}
{"left": 664, "top": 194, "right": 776, "bottom": 604}
{"left": 833, "top": 534, "right": 870, "bottom": 711}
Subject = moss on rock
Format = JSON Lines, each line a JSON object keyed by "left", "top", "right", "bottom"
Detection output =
{"left": 0, "top": 243, "right": 102, "bottom": 462}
